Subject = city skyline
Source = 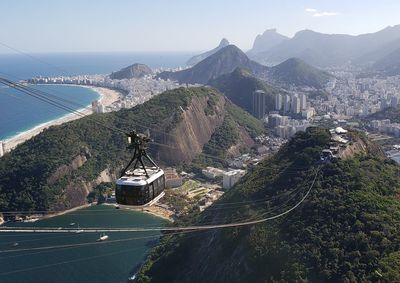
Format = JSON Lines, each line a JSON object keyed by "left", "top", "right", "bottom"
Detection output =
{"left": 2, "top": 0, "right": 400, "bottom": 53}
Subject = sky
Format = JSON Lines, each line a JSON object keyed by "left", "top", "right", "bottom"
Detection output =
{"left": 1, "top": 0, "right": 400, "bottom": 53}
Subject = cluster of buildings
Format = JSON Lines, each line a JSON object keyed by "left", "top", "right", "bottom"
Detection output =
{"left": 252, "top": 90, "right": 314, "bottom": 119}
{"left": 201, "top": 166, "right": 246, "bottom": 189}
{"left": 267, "top": 113, "right": 312, "bottom": 139}
{"left": 28, "top": 73, "right": 190, "bottom": 113}
{"left": 370, "top": 119, "right": 400, "bottom": 137}
{"left": 311, "top": 73, "right": 400, "bottom": 118}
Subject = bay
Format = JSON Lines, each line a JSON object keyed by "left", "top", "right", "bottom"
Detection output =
{"left": 0, "top": 205, "right": 166, "bottom": 283}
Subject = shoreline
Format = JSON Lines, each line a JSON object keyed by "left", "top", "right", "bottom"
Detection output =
{"left": 103, "top": 203, "right": 174, "bottom": 222}
{"left": 2, "top": 85, "right": 122, "bottom": 152}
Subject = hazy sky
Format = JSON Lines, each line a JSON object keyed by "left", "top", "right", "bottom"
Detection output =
{"left": 1, "top": 0, "right": 400, "bottom": 53}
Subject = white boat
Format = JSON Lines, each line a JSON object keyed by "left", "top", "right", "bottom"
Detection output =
{"left": 128, "top": 274, "right": 136, "bottom": 281}
{"left": 75, "top": 224, "right": 83, "bottom": 233}
{"left": 69, "top": 222, "right": 76, "bottom": 226}
{"left": 96, "top": 234, "right": 109, "bottom": 242}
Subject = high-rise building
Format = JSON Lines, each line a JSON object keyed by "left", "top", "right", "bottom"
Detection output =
{"left": 291, "top": 95, "right": 301, "bottom": 114}
{"left": 391, "top": 96, "right": 399, "bottom": 109}
{"left": 275, "top": 93, "right": 282, "bottom": 111}
{"left": 283, "top": 94, "right": 291, "bottom": 113}
{"left": 252, "top": 90, "right": 267, "bottom": 119}
{"left": 299, "top": 93, "right": 307, "bottom": 110}
{"left": 91, "top": 100, "right": 99, "bottom": 113}
{"left": 0, "top": 141, "right": 4, "bottom": 157}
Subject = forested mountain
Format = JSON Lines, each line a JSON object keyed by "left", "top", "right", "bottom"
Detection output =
{"left": 109, "top": 63, "right": 153, "bottom": 79}
{"left": 0, "top": 87, "right": 263, "bottom": 213}
{"left": 159, "top": 45, "right": 330, "bottom": 89}
{"left": 138, "top": 128, "right": 400, "bottom": 282}
{"left": 269, "top": 58, "right": 332, "bottom": 88}
{"left": 158, "top": 45, "right": 266, "bottom": 84}
{"left": 209, "top": 68, "right": 281, "bottom": 115}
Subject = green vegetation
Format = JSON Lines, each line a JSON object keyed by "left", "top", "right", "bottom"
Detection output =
{"left": 138, "top": 127, "right": 400, "bottom": 283}
{"left": 270, "top": 58, "right": 332, "bottom": 89}
{"left": 87, "top": 182, "right": 113, "bottom": 204}
{"left": 0, "top": 87, "right": 230, "bottom": 213}
{"left": 210, "top": 67, "right": 279, "bottom": 115}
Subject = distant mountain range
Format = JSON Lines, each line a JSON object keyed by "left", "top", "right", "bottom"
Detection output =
{"left": 247, "top": 28, "right": 289, "bottom": 58}
{"left": 159, "top": 44, "right": 331, "bottom": 88}
{"left": 247, "top": 25, "right": 400, "bottom": 71}
{"left": 109, "top": 63, "right": 153, "bottom": 80}
{"left": 186, "top": 38, "right": 230, "bottom": 66}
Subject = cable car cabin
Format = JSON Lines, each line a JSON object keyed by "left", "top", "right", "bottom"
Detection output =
{"left": 116, "top": 167, "right": 165, "bottom": 206}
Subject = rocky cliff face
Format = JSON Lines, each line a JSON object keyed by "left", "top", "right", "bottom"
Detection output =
{"left": 152, "top": 92, "right": 226, "bottom": 164}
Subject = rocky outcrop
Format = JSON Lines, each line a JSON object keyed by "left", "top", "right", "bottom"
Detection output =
{"left": 51, "top": 168, "right": 117, "bottom": 211}
{"left": 110, "top": 63, "right": 153, "bottom": 80}
{"left": 47, "top": 147, "right": 91, "bottom": 185}
{"left": 154, "top": 93, "right": 226, "bottom": 164}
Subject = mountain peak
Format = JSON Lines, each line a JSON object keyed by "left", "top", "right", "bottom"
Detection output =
{"left": 248, "top": 28, "right": 289, "bottom": 55}
{"left": 219, "top": 38, "right": 230, "bottom": 46}
{"left": 159, "top": 45, "right": 266, "bottom": 84}
{"left": 186, "top": 38, "right": 230, "bottom": 66}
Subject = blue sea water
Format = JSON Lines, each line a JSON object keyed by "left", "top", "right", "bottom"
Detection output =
{"left": 0, "top": 52, "right": 194, "bottom": 79}
{"left": 0, "top": 52, "right": 193, "bottom": 140}
{"left": 0, "top": 84, "right": 100, "bottom": 140}
{"left": 0, "top": 205, "right": 166, "bottom": 283}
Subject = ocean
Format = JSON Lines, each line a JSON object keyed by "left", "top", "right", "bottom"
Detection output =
{"left": 0, "top": 52, "right": 193, "bottom": 141}
{"left": 0, "top": 84, "right": 100, "bottom": 140}
{"left": 0, "top": 205, "right": 166, "bottom": 283}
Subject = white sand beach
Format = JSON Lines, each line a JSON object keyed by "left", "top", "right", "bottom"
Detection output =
{"left": 3, "top": 86, "right": 122, "bottom": 152}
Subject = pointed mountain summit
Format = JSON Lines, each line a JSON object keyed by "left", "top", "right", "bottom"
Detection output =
{"left": 186, "top": 38, "right": 230, "bottom": 66}
{"left": 159, "top": 45, "right": 266, "bottom": 84}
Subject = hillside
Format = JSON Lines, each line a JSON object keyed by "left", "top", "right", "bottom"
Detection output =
{"left": 109, "top": 63, "right": 153, "bottom": 79}
{"left": 157, "top": 45, "right": 267, "bottom": 84}
{"left": 268, "top": 58, "right": 332, "bottom": 88}
{"left": 187, "top": 38, "right": 230, "bottom": 66}
{"left": 138, "top": 128, "right": 400, "bottom": 282}
{"left": 372, "top": 47, "right": 400, "bottom": 75}
{"left": 209, "top": 68, "right": 281, "bottom": 115}
{"left": 0, "top": 87, "right": 263, "bottom": 213}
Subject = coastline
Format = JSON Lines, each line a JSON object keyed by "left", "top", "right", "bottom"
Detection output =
{"left": 2, "top": 85, "right": 122, "bottom": 152}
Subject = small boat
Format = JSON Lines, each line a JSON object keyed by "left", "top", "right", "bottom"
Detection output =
{"left": 128, "top": 274, "right": 136, "bottom": 281}
{"left": 75, "top": 223, "right": 84, "bottom": 233}
{"left": 69, "top": 222, "right": 76, "bottom": 226}
{"left": 12, "top": 242, "right": 19, "bottom": 247}
{"left": 96, "top": 234, "right": 109, "bottom": 242}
